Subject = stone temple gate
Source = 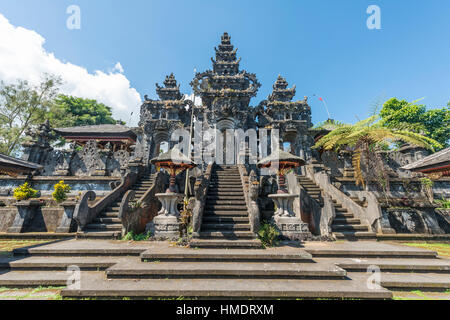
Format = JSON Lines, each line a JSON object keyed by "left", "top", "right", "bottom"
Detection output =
{"left": 136, "top": 32, "right": 314, "bottom": 168}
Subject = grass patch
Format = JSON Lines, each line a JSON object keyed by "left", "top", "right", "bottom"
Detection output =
{"left": 401, "top": 242, "right": 450, "bottom": 257}
{"left": 0, "top": 240, "right": 51, "bottom": 257}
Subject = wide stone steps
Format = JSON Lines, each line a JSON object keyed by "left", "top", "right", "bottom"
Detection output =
{"left": 0, "top": 256, "right": 121, "bottom": 270}
{"left": 106, "top": 260, "right": 346, "bottom": 279}
{"left": 4, "top": 240, "right": 450, "bottom": 299}
{"left": 60, "top": 273, "right": 392, "bottom": 299}
{"left": 333, "top": 218, "right": 360, "bottom": 225}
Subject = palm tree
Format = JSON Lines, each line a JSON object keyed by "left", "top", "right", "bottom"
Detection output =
{"left": 313, "top": 115, "right": 441, "bottom": 190}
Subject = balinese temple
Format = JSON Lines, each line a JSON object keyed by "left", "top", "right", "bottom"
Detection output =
{"left": 1, "top": 32, "right": 448, "bottom": 242}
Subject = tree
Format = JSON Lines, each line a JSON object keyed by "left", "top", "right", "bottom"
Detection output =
{"left": 313, "top": 115, "right": 441, "bottom": 190}
{"left": 380, "top": 98, "right": 450, "bottom": 149}
{"left": 48, "top": 95, "right": 125, "bottom": 128}
{"left": 0, "top": 75, "right": 61, "bottom": 156}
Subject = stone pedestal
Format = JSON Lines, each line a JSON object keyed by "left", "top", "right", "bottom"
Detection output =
{"left": 153, "top": 215, "right": 180, "bottom": 240}
{"left": 269, "top": 194, "right": 297, "bottom": 217}
{"left": 153, "top": 193, "right": 183, "bottom": 239}
{"left": 268, "top": 193, "right": 310, "bottom": 240}
{"left": 272, "top": 216, "right": 310, "bottom": 239}
{"left": 8, "top": 200, "right": 43, "bottom": 233}
{"left": 56, "top": 201, "right": 77, "bottom": 233}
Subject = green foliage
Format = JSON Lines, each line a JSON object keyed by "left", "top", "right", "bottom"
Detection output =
{"left": 0, "top": 75, "right": 61, "bottom": 156}
{"left": 48, "top": 94, "right": 124, "bottom": 128}
{"left": 313, "top": 114, "right": 441, "bottom": 189}
{"left": 380, "top": 98, "right": 450, "bottom": 149}
{"left": 52, "top": 180, "right": 71, "bottom": 203}
{"left": 435, "top": 197, "right": 450, "bottom": 209}
{"left": 122, "top": 231, "right": 152, "bottom": 241}
{"left": 13, "top": 182, "right": 38, "bottom": 201}
{"left": 257, "top": 221, "right": 280, "bottom": 248}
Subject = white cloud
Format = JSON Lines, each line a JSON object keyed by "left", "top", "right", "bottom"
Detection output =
{"left": 0, "top": 14, "right": 141, "bottom": 126}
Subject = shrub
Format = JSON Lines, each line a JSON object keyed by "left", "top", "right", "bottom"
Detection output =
{"left": 13, "top": 182, "right": 38, "bottom": 201}
{"left": 122, "top": 231, "right": 152, "bottom": 241}
{"left": 257, "top": 221, "right": 280, "bottom": 248}
{"left": 435, "top": 197, "right": 450, "bottom": 209}
{"left": 52, "top": 181, "right": 71, "bottom": 203}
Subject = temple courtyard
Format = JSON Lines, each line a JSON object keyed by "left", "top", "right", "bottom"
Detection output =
{"left": 0, "top": 238, "right": 449, "bottom": 300}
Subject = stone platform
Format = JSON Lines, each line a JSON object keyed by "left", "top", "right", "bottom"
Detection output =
{"left": 0, "top": 239, "right": 449, "bottom": 299}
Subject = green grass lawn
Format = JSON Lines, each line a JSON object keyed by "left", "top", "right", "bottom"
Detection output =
{"left": 401, "top": 242, "right": 450, "bottom": 258}
{"left": 0, "top": 239, "right": 51, "bottom": 257}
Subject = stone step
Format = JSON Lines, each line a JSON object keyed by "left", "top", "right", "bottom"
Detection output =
{"left": 202, "top": 216, "right": 249, "bottom": 223}
{"left": 331, "top": 225, "right": 369, "bottom": 232}
{"left": 328, "top": 258, "right": 450, "bottom": 273}
{"left": 333, "top": 218, "right": 361, "bottom": 225}
{"left": 0, "top": 256, "right": 120, "bottom": 270}
{"left": 0, "top": 270, "right": 72, "bottom": 287}
{"left": 199, "top": 231, "right": 256, "bottom": 239}
{"left": 189, "top": 239, "right": 262, "bottom": 249}
{"left": 206, "top": 199, "right": 246, "bottom": 206}
{"left": 208, "top": 188, "right": 244, "bottom": 192}
{"left": 76, "top": 231, "right": 121, "bottom": 240}
{"left": 13, "top": 239, "right": 149, "bottom": 257}
{"left": 376, "top": 272, "right": 450, "bottom": 290}
{"left": 304, "top": 242, "right": 438, "bottom": 259}
{"left": 335, "top": 213, "right": 354, "bottom": 218}
{"left": 141, "top": 247, "right": 312, "bottom": 261}
{"left": 60, "top": 272, "right": 392, "bottom": 299}
{"left": 207, "top": 192, "right": 244, "bottom": 196}
{"left": 86, "top": 224, "right": 122, "bottom": 231}
{"left": 93, "top": 217, "right": 121, "bottom": 224}
{"left": 106, "top": 260, "right": 346, "bottom": 279}
{"left": 108, "top": 206, "right": 120, "bottom": 212}
{"left": 201, "top": 223, "right": 251, "bottom": 231}
{"left": 204, "top": 205, "right": 247, "bottom": 210}
{"left": 206, "top": 196, "right": 245, "bottom": 200}
{"left": 99, "top": 212, "right": 120, "bottom": 218}
{"left": 334, "top": 231, "right": 377, "bottom": 239}
{"left": 203, "top": 211, "right": 248, "bottom": 216}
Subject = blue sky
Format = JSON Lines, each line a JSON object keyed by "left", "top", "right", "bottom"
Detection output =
{"left": 0, "top": 0, "right": 449, "bottom": 125}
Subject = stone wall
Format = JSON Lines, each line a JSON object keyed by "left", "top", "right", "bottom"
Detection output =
{"left": 0, "top": 207, "right": 66, "bottom": 233}
{"left": 0, "top": 176, "right": 119, "bottom": 199}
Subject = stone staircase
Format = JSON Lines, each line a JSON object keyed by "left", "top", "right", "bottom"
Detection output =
{"left": 298, "top": 175, "right": 324, "bottom": 206}
{"left": 190, "top": 165, "right": 261, "bottom": 249}
{"left": 2, "top": 239, "right": 449, "bottom": 299}
{"left": 331, "top": 199, "right": 376, "bottom": 240}
{"left": 77, "top": 173, "right": 156, "bottom": 239}
{"left": 297, "top": 175, "right": 375, "bottom": 240}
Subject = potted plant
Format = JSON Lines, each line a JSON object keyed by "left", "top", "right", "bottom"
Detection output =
{"left": 8, "top": 182, "right": 42, "bottom": 233}
{"left": 53, "top": 181, "right": 77, "bottom": 233}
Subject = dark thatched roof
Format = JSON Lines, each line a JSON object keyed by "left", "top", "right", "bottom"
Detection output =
{"left": 402, "top": 147, "right": 450, "bottom": 172}
{"left": 54, "top": 124, "right": 137, "bottom": 142}
{"left": 0, "top": 154, "right": 43, "bottom": 176}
